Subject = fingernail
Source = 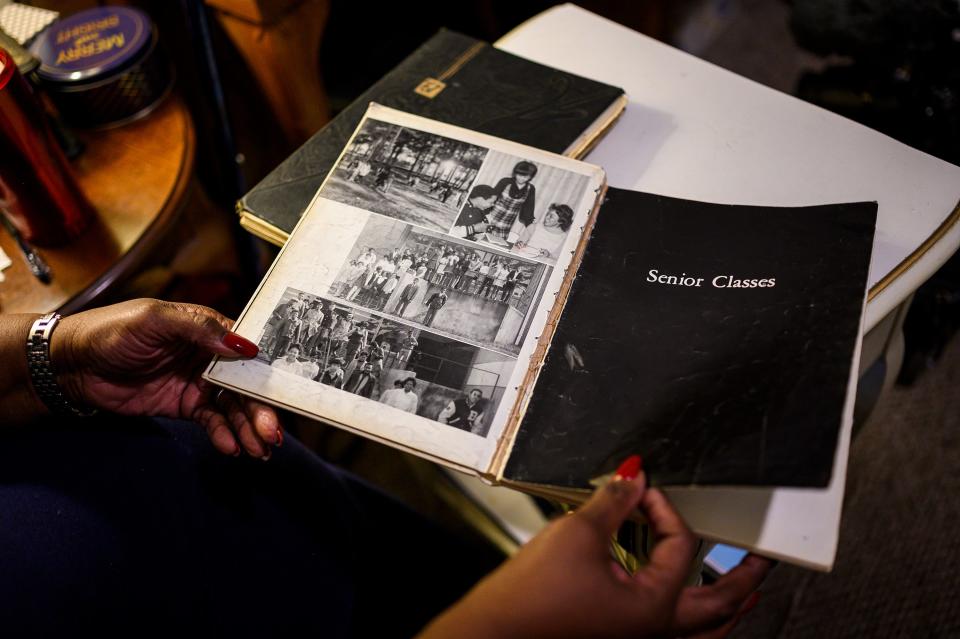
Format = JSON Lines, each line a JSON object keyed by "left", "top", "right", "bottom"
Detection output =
{"left": 223, "top": 332, "right": 258, "bottom": 358}
{"left": 261, "top": 448, "right": 272, "bottom": 462}
{"left": 275, "top": 427, "right": 284, "bottom": 447}
{"left": 741, "top": 591, "right": 761, "bottom": 615}
{"left": 232, "top": 444, "right": 241, "bottom": 457}
{"left": 613, "top": 454, "right": 643, "bottom": 481}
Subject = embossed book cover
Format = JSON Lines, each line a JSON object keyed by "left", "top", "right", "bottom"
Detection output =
{"left": 209, "top": 105, "right": 877, "bottom": 570}
{"left": 238, "top": 30, "right": 626, "bottom": 245}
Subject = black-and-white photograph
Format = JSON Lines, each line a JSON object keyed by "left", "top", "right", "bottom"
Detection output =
{"left": 326, "top": 216, "right": 550, "bottom": 356}
{"left": 450, "top": 151, "right": 590, "bottom": 265}
{"left": 256, "top": 288, "right": 515, "bottom": 437}
{"left": 319, "top": 119, "right": 488, "bottom": 232}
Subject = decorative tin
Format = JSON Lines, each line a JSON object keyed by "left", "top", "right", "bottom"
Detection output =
{"left": 29, "top": 6, "right": 171, "bottom": 128}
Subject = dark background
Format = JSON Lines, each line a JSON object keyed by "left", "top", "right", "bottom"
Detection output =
{"left": 15, "top": 2, "right": 960, "bottom": 634}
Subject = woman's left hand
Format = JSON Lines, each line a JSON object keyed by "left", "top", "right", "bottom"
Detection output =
{"left": 51, "top": 299, "right": 280, "bottom": 458}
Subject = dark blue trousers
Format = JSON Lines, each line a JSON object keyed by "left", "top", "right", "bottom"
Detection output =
{"left": 0, "top": 415, "right": 500, "bottom": 637}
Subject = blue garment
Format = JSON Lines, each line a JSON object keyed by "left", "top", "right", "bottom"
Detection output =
{"left": 0, "top": 415, "right": 500, "bottom": 637}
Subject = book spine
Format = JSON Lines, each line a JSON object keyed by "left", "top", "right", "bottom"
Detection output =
{"left": 490, "top": 180, "right": 610, "bottom": 480}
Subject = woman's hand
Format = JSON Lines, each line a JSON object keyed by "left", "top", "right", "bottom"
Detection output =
{"left": 50, "top": 299, "right": 281, "bottom": 459}
{"left": 420, "top": 460, "right": 772, "bottom": 639}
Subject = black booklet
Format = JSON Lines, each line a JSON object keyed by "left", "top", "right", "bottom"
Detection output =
{"left": 209, "top": 106, "right": 876, "bottom": 569}
{"left": 238, "top": 30, "right": 626, "bottom": 245}
{"left": 507, "top": 189, "right": 876, "bottom": 489}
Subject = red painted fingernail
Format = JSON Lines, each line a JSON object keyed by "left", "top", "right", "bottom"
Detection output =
{"left": 275, "top": 427, "right": 284, "bottom": 447}
{"left": 613, "top": 455, "right": 643, "bottom": 481}
{"left": 223, "top": 332, "right": 258, "bottom": 358}
{"left": 741, "top": 591, "right": 761, "bottom": 614}
{"left": 232, "top": 443, "right": 241, "bottom": 457}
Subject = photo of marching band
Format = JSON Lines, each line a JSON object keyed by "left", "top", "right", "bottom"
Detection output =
{"left": 319, "top": 118, "right": 488, "bottom": 232}
{"left": 450, "top": 150, "right": 590, "bottom": 266}
{"left": 256, "top": 288, "right": 516, "bottom": 437}
{"left": 327, "top": 216, "right": 550, "bottom": 356}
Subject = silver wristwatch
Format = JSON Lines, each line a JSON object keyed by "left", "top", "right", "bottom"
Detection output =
{"left": 26, "top": 312, "right": 97, "bottom": 417}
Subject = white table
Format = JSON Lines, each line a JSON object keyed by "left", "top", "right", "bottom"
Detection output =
{"left": 449, "top": 4, "right": 960, "bottom": 570}
{"left": 498, "top": 4, "right": 960, "bottom": 334}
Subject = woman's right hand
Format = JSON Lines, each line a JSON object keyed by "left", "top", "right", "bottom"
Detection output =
{"left": 419, "top": 458, "right": 771, "bottom": 639}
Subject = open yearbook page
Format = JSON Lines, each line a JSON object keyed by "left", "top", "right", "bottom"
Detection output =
{"left": 207, "top": 104, "right": 878, "bottom": 570}
{"left": 207, "top": 104, "right": 605, "bottom": 474}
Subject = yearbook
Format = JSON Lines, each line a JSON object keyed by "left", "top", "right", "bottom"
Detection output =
{"left": 237, "top": 29, "right": 626, "bottom": 245}
{"left": 207, "top": 105, "right": 877, "bottom": 570}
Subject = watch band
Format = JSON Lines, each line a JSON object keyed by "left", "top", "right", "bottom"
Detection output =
{"left": 26, "top": 312, "right": 97, "bottom": 417}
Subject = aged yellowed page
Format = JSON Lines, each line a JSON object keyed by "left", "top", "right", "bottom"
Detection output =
{"left": 207, "top": 104, "right": 604, "bottom": 473}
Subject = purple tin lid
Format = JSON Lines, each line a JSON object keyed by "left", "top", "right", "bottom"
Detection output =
{"left": 30, "top": 6, "right": 152, "bottom": 84}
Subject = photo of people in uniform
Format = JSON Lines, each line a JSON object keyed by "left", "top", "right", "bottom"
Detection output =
{"left": 319, "top": 119, "right": 488, "bottom": 232}
{"left": 256, "top": 288, "right": 516, "bottom": 436}
{"left": 328, "top": 216, "right": 550, "bottom": 356}
{"left": 450, "top": 151, "right": 589, "bottom": 266}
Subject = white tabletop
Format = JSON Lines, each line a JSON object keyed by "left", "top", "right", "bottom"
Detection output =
{"left": 497, "top": 4, "right": 960, "bottom": 332}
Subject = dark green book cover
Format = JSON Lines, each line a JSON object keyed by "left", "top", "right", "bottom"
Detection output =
{"left": 240, "top": 29, "right": 624, "bottom": 240}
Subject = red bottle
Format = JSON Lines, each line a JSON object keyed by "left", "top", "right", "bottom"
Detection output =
{"left": 0, "top": 47, "right": 95, "bottom": 246}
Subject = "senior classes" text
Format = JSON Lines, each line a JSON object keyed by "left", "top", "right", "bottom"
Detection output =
{"left": 646, "top": 269, "right": 776, "bottom": 289}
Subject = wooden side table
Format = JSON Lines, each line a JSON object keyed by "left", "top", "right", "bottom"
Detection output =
{"left": 0, "top": 95, "right": 196, "bottom": 314}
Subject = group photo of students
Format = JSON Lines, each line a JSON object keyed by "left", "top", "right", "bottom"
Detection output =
{"left": 256, "top": 288, "right": 515, "bottom": 436}
{"left": 328, "top": 217, "right": 549, "bottom": 356}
